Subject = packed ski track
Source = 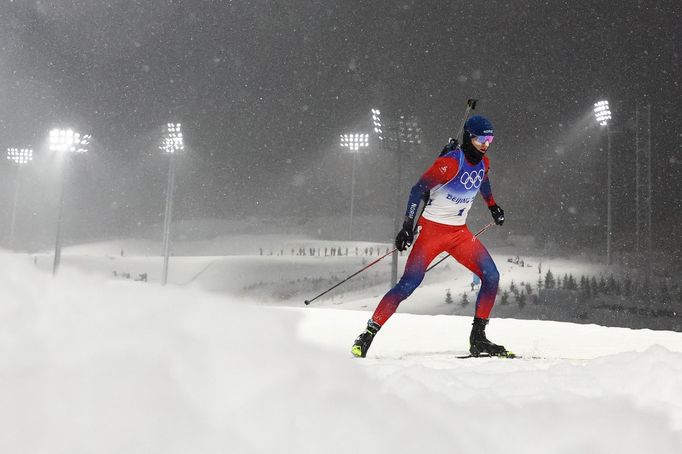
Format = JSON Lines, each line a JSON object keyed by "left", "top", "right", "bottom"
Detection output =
{"left": 3, "top": 230, "right": 682, "bottom": 453}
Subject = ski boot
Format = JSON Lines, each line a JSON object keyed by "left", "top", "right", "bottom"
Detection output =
{"left": 351, "top": 320, "right": 381, "bottom": 358}
{"left": 469, "top": 317, "right": 509, "bottom": 357}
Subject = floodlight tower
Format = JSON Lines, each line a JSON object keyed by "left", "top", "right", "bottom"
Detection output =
{"left": 6, "top": 147, "right": 33, "bottom": 248}
{"left": 340, "top": 133, "right": 369, "bottom": 240}
{"left": 371, "top": 108, "right": 422, "bottom": 286}
{"left": 49, "top": 128, "right": 91, "bottom": 275}
{"left": 160, "top": 122, "right": 184, "bottom": 286}
{"left": 593, "top": 100, "right": 614, "bottom": 265}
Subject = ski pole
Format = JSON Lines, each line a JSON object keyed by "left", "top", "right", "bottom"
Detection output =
{"left": 304, "top": 247, "right": 398, "bottom": 306}
{"left": 425, "top": 221, "right": 496, "bottom": 272}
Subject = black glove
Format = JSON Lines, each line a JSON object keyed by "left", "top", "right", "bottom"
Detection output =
{"left": 439, "top": 137, "right": 459, "bottom": 156}
{"left": 489, "top": 204, "right": 505, "bottom": 225}
{"left": 395, "top": 223, "right": 415, "bottom": 251}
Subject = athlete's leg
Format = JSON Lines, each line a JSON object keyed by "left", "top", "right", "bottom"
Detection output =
{"left": 371, "top": 226, "right": 446, "bottom": 326}
{"left": 447, "top": 228, "right": 500, "bottom": 319}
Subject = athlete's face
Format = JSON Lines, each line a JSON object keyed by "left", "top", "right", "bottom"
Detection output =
{"left": 471, "top": 134, "right": 494, "bottom": 153}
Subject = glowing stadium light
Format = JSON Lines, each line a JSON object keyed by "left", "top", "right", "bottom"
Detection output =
{"left": 340, "top": 133, "right": 369, "bottom": 152}
{"left": 49, "top": 128, "right": 90, "bottom": 153}
{"left": 593, "top": 100, "right": 612, "bottom": 126}
{"left": 6, "top": 147, "right": 34, "bottom": 249}
{"left": 397, "top": 116, "right": 423, "bottom": 145}
{"left": 371, "top": 108, "right": 384, "bottom": 140}
{"left": 160, "top": 123, "right": 185, "bottom": 154}
{"left": 7, "top": 148, "right": 33, "bottom": 165}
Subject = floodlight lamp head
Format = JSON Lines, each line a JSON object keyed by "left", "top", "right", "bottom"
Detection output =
{"left": 370, "top": 109, "right": 384, "bottom": 140}
{"left": 593, "top": 100, "right": 612, "bottom": 126}
{"left": 397, "top": 116, "right": 422, "bottom": 144}
{"left": 7, "top": 147, "right": 34, "bottom": 165}
{"left": 161, "top": 122, "right": 185, "bottom": 154}
{"left": 340, "top": 133, "right": 369, "bottom": 152}
{"left": 49, "top": 128, "right": 90, "bottom": 153}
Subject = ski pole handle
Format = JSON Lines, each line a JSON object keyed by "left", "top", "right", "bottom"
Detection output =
{"left": 304, "top": 247, "right": 398, "bottom": 306}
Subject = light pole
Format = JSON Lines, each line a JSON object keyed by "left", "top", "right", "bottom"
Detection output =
{"left": 634, "top": 104, "right": 652, "bottom": 265}
{"left": 160, "top": 122, "right": 184, "bottom": 286}
{"left": 6, "top": 147, "right": 33, "bottom": 248}
{"left": 593, "top": 100, "right": 613, "bottom": 265}
{"left": 340, "top": 133, "right": 369, "bottom": 240}
{"left": 48, "top": 128, "right": 90, "bottom": 275}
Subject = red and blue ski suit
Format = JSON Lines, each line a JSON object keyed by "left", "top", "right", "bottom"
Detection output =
{"left": 371, "top": 148, "right": 500, "bottom": 326}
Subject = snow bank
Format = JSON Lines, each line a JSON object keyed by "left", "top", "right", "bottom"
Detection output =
{"left": 1, "top": 252, "right": 681, "bottom": 453}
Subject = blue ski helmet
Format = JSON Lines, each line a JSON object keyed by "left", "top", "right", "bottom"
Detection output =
{"left": 464, "top": 115, "right": 494, "bottom": 136}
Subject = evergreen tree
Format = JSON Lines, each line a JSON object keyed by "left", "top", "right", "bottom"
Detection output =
{"left": 537, "top": 277, "right": 544, "bottom": 292}
{"left": 525, "top": 282, "right": 533, "bottom": 295}
{"left": 500, "top": 290, "right": 510, "bottom": 305}
{"left": 579, "top": 276, "right": 592, "bottom": 301}
{"left": 545, "top": 269, "right": 556, "bottom": 289}
{"left": 562, "top": 274, "right": 569, "bottom": 290}
{"left": 510, "top": 280, "right": 518, "bottom": 295}
{"left": 623, "top": 275, "right": 633, "bottom": 297}
{"left": 606, "top": 274, "right": 617, "bottom": 294}
{"left": 460, "top": 292, "right": 470, "bottom": 307}
{"left": 517, "top": 290, "right": 527, "bottom": 308}
{"left": 590, "top": 276, "right": 599, "bottom": 296}
{"left": 445, "top": 288, "right": 454, "bottom": 304}
{"left": 568, "top": 274, "right": 577, "bottom": 290}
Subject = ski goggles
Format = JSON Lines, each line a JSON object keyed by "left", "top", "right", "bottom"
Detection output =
{"left": 472, "top": 134, "right": 494, "bottom": 145}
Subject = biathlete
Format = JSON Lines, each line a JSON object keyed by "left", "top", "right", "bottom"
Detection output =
{"left": 351, "top": 115, "right": 508, "bottom": 358}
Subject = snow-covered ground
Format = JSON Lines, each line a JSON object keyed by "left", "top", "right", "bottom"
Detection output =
{"left": 2, "top": 241, "right": 682, "bottom": 453}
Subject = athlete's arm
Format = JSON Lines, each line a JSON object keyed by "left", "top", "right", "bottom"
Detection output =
{"left": 403, "top": 155, "right": 459, "bottom": 226}
{"left": 479, "top": 156, "right": 497, "bottom": 207}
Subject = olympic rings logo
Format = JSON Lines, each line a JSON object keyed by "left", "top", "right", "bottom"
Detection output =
{"left": 460, "top": 169, "right": 485, "bottom": 189}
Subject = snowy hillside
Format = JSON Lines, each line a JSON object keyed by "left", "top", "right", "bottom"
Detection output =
{"left": 29, "top": 219, "right": 679, "bottom": 331}
{"left": 2, "top": 250, "right": 682, "bottom": 453}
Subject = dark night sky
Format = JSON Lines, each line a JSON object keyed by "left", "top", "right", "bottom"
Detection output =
{"left": 0, "top": 0, "right": 680, "bottom": 253}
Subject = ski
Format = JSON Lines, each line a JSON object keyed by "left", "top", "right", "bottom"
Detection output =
{"left": 457, "top": 352, "right": 520, "bottom": 359}
{"left": 456, "top": 353, "right": 587, "bottom": 360}
{"left": 373, "top": 351, "right": 586, "bottom": 361}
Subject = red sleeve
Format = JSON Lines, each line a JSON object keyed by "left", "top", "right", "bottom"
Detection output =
{"left": 483, "top": 155, "right": 491, "bottom": 174}
{"left": 419, "top": 155, "right": 460, "bottom": 188}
